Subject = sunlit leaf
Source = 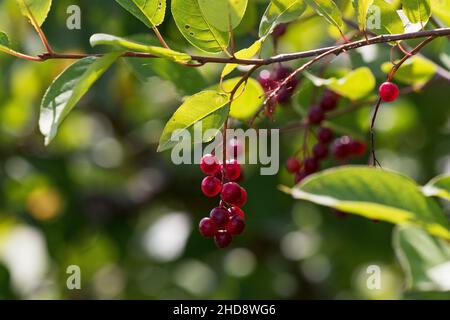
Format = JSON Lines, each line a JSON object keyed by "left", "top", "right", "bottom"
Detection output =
{"left": 423, "top": 174, "right": 450, "bottom": 201}
{"left": 352, "top": 0, "right": 374, "bottom": 31}
{"left": 158, "top": 91, "right": 230, "bottom": 152}
{"left": 90, "top": 33, "right": 191, "bottom": 64}
{"left": 402, "top": 0, "right": 431, "bottom": 25}
{"left": 39, "top": 53, "right": 121, "bottom": 145}
{"left": 367, "top": 0, "right": 404, "bottom": 35}
{"left": 287, "top": 166, "right": 450, "bottom": 240}
{"left": 221, "top": 39, "right": 264, "bottom": 78}
{"left": 381, "top": 56, "right": 437, "bottom": 86}
{"left": 198, "top": 0, "right": 248, "bottom": 32}
{"left": 304, "top": 0, "right": 344, "bottom": 32}
{"left": 430, "top": 0, "right": 450, "bottom": 26}
{"left": 115, "top": 0, "right": 166, "bottom": 27}
{"left": 259, "top": 0, "right": 307, "bottom": 37}
{"left": 16, "top": 0, "right": 52, "bottom": 27}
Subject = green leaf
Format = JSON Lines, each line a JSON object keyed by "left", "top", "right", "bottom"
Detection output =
{"left": 402, "top": 0, "right": 431, "bottom": 24}
{"left": 381, "top": 56, "right": 437, "bottom": 86}
{"left": 221, "top": 39, "right": 264, "bottom": 78}
{"left": 423, "top": 174, "right": 450, "bottom": 201}
{"left": 115, "top": 0, "right": 166, "bottom": 27}
{"left": 367, "top": 0, "right": 404, "bottom": 35}
{"left": 305, "top": 67, "right": 376, "bottom": 100}
{"left": 158, "top": 91, "right": 230, "bottom": 152}
{"left": 394, "top": 226, "right": 450, "bottom": 291}
{"left": 39, "top": 53, "right": 121, "bottom": 145}
{"left": 16, "top": 0, "right": 52, "bottom": 27}
{"left": 0, "top": 32, "right": 13, "bottom": 55}
{"left": 90, "top": 33, "right": 191, "bottom": 64}
{"left": 287, "top": 166, "right": 450, "bottom": 240}
{"left": 304, "top": 0, "right": 344, "bottom": 32}
{"left": 198, "top": 0, "right": 248, "bottom": 32}
{"left": 171, "top": 0, "right": 229, "bottom": 53}
{"left": 431, "top": 0, "right": 450, "bottom": 26}
{"left": 259, "top": 0, "right": 307, "bottom": 37}
{"left": 352, "top": 0, "right": 374, "bottom": 31}
{"left": 219, "top": 78, "right": 265, "bottom": 120}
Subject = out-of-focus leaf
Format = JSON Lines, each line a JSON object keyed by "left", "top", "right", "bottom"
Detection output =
{"left": 402, "top": 0, "right": 431, "bottom": 25}
{"left": 287, "top": 166, "right": 450, "bottom": 240}
{"left": 171, "top": 0, "right": 229, "bottom": 53}
{"left": 304, "top": 0, "right": 344, "bottom": 32}
{"left": 90, "top": 33, "right": 191, "bottom": 64}
{"left": 381, "top": 56, "right": 437, "bottom": 86}
{"left": 431, "top": 0, "right": 450, "bottom": 26}
{"left": 305, "top": 67, "right": 376, "bottom": 100}
{"left": 198, "top": 0, "right": 248, "bottom": 32}
{"left": 221, "top": 39, "right": 264, "bottom": 78}
{"left": 16, "top": 0, "right": 52, "bottom": 27}
{"left": 259, "top": 0, "right": 307, "bottom": 37}
{"left": 158, "top": 91, "right": 230, "bottom": 152}
{"left": 352, "top": 0, "right": 374, "bottom": 31}
{"left": 115, "top": 0, "right": 166, "bottom": 27}
{"left": 39, "top": 53, "right": 121, "bottom": 145}
{"left": 394, "top": 226, "right": 450, "bottom": 291}
{"left": 423, "top": 174, "right": 450, "bottom": 200}
{"left": 0, "top": 32, "right": 13, "bottom": 55}
{"left": 367, "top": 0, "right": 404, "bottom": 35}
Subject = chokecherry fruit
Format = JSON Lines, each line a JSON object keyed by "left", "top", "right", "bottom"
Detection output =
{"left": 210, "top": 207, "right": 230, "bottom": 227}
{"left": 318, "top": 127, "right": 334, "bottom": 144}
{"left": 224, "top": 159, "right": 241, "bottom": 181}
{"left": 320, "top": 90, "right": 340, "bottom": 111}
{"left": 258, "top": 70, "right": 277, "bottom": 91}
{"left": 234, "top": 187, "right": 247, "bottom": 208}
{"left": 379, "top": 82, "right": 399, "bottom": 102}
{"left": 229, "top": 206, "right": 245, "bottom": 219}
{"left": 201, "top": 176, "right": 222, "bottom": 197}
{"left": 221, "top": 182, "right": 242, "bottom": 205}
{"left": 308, "top": 106, "right": 325, "bottom": 125}
{"left": 215, "top": 230, "right": 232, "bottom": 248}
{"left": 226, "top": 216, "right": 245, "bottom": 235}
{"left": 304, "top": 157, "right": 319, "bottom": 174}
{"left": 286, "top": 157, "right": 301, "bottom": 173}
{"left": 313, "top": 143, "right": 329, "bottom": 160}
{"left": 349, "top": 141, "right": 367, "bottom": 156}
{"left": 272, "top": 23, "right": 288, "bottom": 38}
{"left": 200, "top": 154, "right": 220, "bottom": 175}
{"left": 294, "top": 171, "right": 308, "bottom": 184}
{"left": 199, "top": 217, "right": 217, "bottom": 238}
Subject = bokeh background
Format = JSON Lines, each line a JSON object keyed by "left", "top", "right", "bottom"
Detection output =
{"left": 0, "top": 0, "right": 449, "bottom": 299}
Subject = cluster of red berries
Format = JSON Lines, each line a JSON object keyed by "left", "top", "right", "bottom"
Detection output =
{"left": 257, "top": 65, "right": 299, "bottom": 114}
{"left": 286, "top": 90, "right": 367, "bottom": 183}
{"left": 198, "top": 154, "right": 248, "bottom": 248}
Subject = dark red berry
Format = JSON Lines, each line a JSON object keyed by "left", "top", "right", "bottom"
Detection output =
{"left": 332, "top": 136, "right": 352, "bottom": 160}
{"left": 379, "top": 81, "right": 399, "bottom": 102}
{"left": 304, "top": 157, "right": 319, "bottom": 174}
{"left": 276, "top": 87, "right": 292, "bottom": 104}
{"left": 226, "top": 216, "right": 245, "bottom": 235}
{"left": 308, "top": 106, "right": 325, "bottom": 125}
{"left": 320, "top": 90, "right": 339, "bottom": 111}
{"left": 258, "top": 70, "right": 277, "bottom": 91}
{"left": 224, "top": 159, "right": 241, "bottom": 181}
{"left": 221, "top": 182, "right": 242, "bottom": 205}
{"left": 227, "top": 138, "right": 243, "bottom": 159}
{"left": 318, "top": 127, "right": 333, "bottom": 144}
{"left": 349, "top": 141, "right": 367, "bottom": 156}
{"left": 313, "top": 143, "right": 329, "bottom": 160}
{"left": 294, "top": 171, "right": 308, "bottom": 184}
{"left": 234, "top": 187, "right": 247, "bottom": 207}
{"left": 201, "top": 176, "right": 222, "bottom": 197}
{"left": 215, "top": 230, "right": 232, "bottom": 248}
{"left": 210, "top": 207, "right": 230, "bottom": 227}
{"left": 229, "top": 206, "right": 245, "bottom": 219}
{"left": 199, "top": 217, "right": 217, "bottom": 238}
{"left": 273, "top": 65, "right": 292, "bottom": 81}
{"left": 272, "top": 23, "right": 288, "bottom": 38}
{"left": 200, "top": 154, "right": 220, "bottom": 175}
{"left": 286, "top": 157, "right": 301, "bottom": 173}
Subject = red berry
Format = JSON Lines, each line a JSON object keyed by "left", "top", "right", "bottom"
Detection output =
{"left": 210, "top": 207, "right": 230, "bottom": 227}
{"left": 224, "top": 159, "right": 241, "bottom": 181}
{"left": 379, "top": 82, "right": 399, "bottom": 102}
{"left": 229, "top": 206, "right": 245, "bottom": 219}
{"left": 200, "top": 154, "right": 220, "bottom": 175}
{"left": 201, "top": 176, "right": 222, "bottom": 197}
{"left": 234, "top": 187, "right": 247, "bottom": 207}
{"left": 332, "top": 137, "right": 353, "bottom": 160}
{"left": 215, "top": 230, "right": 232, "bottom": 248}
{"left": 226, "top": 216, "right": 245, "bottom": 235}
{"left": 313, "top": 143, "right": 329, "bottom": 160}
{"left": 349, "top": 141, "right": 367, "bottom": 156}
{"left": 318, "top": 127, "right": 333, "bottom": 144}
{"left": 308, "top": 106, "right": 325, "bottom": 125}
{"left": 273, "top": 66, "right": 292, "bottom": 81}
{"left": 294, "top": 171, "right": 308, "bottom": 184}
{"left": 227, "top": 138, "right": 243, "bottom": 159}
{"left": 258, "top": 70, "right": 277, "bottom": 91}
{"left": 221, "top": 182, "right": 242, "bottom": 205}
{"left": 276, "top": 87, "right": 292, "bottom": 104}
{"left": 272, "top": 23, "right": 288, "bottom": 38}
{"left": 320, "top": 90, "right": 339, "bottom": 111}
{"left": 286, "top": 157, "right": 301, "bottom": 173}
{"left": 304, "top": 157, "right": 319, "bottom": 174}
{"left": 199, "top": 217, "right": 217, "bottom": 238}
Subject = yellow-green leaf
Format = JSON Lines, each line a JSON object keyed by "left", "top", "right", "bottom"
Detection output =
{"left": 352, "top": 0, "right": 374, "bottom": 31}
{"left": 16, "top": 0, "right": 52, "bottom": 27}
{"left": 198, "top": 0, "right": 248, "bottom": 32}
{"left": 402, "top": 0, "right": 431, "bottom": 25}
{"left": 259, "top": 0, "right": 307, "bottom": 37}
{"left": 423, "top": 174, "right": 450, "bottom": 201}
{"left": 221, "top": 38, "right": 264, "bottom": 78}
{"left": 115, "top": 0, "right": 166, "bottom": 27}
{"left": 305, "top": 0, "right": 344, "bottom": 31}
{"left": 381, "top": 56, "right": 437, "bottom": 86}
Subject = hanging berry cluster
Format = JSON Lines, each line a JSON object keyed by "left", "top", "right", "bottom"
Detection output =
{"left": 286, "top": 90, "right": 367, "bottom": 184}
{"left": 198, "top": 153, "right": 248, "bottom": 248}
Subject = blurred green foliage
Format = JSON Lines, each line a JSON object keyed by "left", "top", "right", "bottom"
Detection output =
{"left": 0, "top": 0, "right": 449, "bottom": 300}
